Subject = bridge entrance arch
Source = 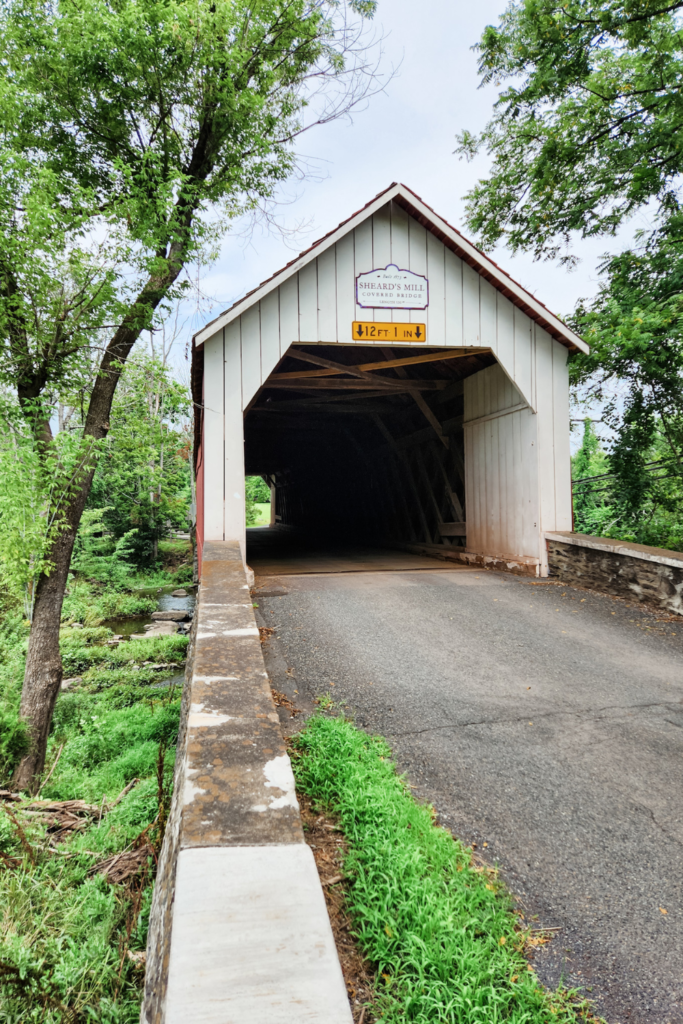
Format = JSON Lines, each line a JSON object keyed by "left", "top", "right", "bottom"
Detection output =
{"left": 191, "top": 184, "right": 587, "bottom": 578}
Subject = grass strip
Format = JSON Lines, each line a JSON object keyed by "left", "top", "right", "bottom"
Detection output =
{"left": 291, "top": 716, "right": 598, "bottom": 1024}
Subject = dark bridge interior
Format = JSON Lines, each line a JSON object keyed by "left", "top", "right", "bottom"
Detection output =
{"left": 244, "top": 344, "right": 494, "bottom": 559}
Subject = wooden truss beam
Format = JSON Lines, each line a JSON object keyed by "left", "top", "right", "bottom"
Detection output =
{"left": 271, "top": 347, "right": 489, "bottom": 381}
{"left": 380, "top": 347, "right": 449, "bottom": 449}
{"left": 264, "top": 379, "right": 448, "bottom": 391}
{"left": 287, "top": 349, "right": 380, "bottom": 382}
{"left": 372, "top": 414, "right": 433, "bottom": 544}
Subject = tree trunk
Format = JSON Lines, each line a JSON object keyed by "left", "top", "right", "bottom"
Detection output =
{"left": 13, "top": 195, "right": 199, "bottom": 791}
{"left": 13, "top": 471, "right": 95, "bottom": 792}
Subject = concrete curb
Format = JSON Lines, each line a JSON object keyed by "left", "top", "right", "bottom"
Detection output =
{"left": 142, "top": 541, "right": 352, "bottom": 1023}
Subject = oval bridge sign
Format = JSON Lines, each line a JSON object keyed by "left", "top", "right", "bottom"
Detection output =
{"left": 356, "top": 263, "right": 429, "bottom": 310}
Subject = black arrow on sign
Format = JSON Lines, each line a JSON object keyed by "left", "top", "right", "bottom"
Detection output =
{"left": 356, "top": 324, "right": 364, "bottom": 338}
{"left": 414, "top": 325, "right": 422, "bottom": 339}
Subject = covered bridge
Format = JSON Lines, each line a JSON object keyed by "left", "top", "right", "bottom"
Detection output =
{"left": 191, "top": 183, "right": 587, "bottom": 577}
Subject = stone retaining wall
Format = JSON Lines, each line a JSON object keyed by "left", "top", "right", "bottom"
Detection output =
{"left": 545, "top": 532, "right": 683, "bottom": 616}
{"left": 142, "top": 540, "right": 352, "bottom": 1024}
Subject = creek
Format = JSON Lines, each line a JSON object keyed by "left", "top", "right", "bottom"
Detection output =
{"left": 102, "top": 584, "right": 196, "bottom": 689}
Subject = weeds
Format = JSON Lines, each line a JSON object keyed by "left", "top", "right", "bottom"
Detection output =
{"left": 0, "top": 555, "right": 187, "bottom": 1022}
{"left": 292, "top": 716, "right": 600, "bottom": 1024}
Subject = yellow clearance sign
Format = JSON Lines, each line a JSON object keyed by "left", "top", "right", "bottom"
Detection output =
{"left": 352, "top": 321, "right": 427, "bottom": 343}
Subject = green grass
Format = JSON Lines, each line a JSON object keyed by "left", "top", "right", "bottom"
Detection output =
{"left": 291, "top": 717, "right": 597, "bottom": 1024}
{"left": 247, "top": 502, "right": 270, "bottom": 527}
{"left": 0, "top": 565, "right": 187, "bottom": 1022}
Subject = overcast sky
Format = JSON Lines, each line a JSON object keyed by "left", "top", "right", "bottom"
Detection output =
{"left": 175, "top": 0, "right": 640, "bottom": 392}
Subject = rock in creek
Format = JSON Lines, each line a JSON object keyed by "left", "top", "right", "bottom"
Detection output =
{"left": 171, "top": 588, "right": 188, "bottom": 597}
{"left": 151, "top": 609, "right": 190, "bottom": 622}
{"left": 131, "top": 622, "right": 179, "bottom": 639}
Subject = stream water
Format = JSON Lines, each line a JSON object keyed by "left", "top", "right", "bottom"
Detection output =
{"left": 102, "top": 585, "right": 196, "bottom": 688}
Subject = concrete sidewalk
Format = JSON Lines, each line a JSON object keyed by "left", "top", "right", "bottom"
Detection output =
{"left": 256, "top": 566, "right": 683, "bottom": 1024}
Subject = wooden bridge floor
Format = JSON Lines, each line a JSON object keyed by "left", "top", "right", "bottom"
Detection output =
{"left": 246, "top": 525, "right": 470, "bottom": 576}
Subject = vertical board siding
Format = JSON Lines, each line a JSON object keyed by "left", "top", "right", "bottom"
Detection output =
{"left": 550, "top": 335, "right": 573, "bottom": 532}
{"left": 408, "top": 218, "right": 427, "bottom": 326}
{"left": 464, "top": 363, "right": 540, "bottom": 560}
{"left": 535, "top": 326, "right": 556, "bottom": 539}
{"left": 298, "top": 261, "right": 318, "bottom": 342}
{"left": 353, "top": 218, "right": 373, "bottom": 321}
{"left": 259, "top": 290, "right": 281, "bottom": 383}
{"left": 372, "top": 207, "right": 392, "bottom": 277}
{"left": 389, "top": 201, "right": 411, "bottom": 324}
{"left": 480, "top": 278, "right": 497, "bottom": 355}
{"left": 462, "top": 262, "right": 480, "bottom": 347}
{"left": 279, "top": 276, "right": 299, "bottom": 350}
{"left": 335, "top": 234, "right": 355, "bottom": 341}
{"left": 444, "top": 248, "right": 463, "bottom": 345}
{"left": 240, "top": 305, "right": 261, "bottom": 409}
{"left": 496, "top": 295, "right": 516, "bottom": 393}
{"left": 203, "top": 199, "right": 575, "bottom": 572}
{"left": 520, "top": 408, "right": 540, "bottom": 556}
{"left": 426, "top": 232, "right": 446, "bottom": 345}
{"left": 463, "top": 350, "right": 572, "bottom": 568}
{"left": 223, "top": 199, "right": 555, "bottom": 408}
{"left": 202, "top": 331, "right": 225, "bottom": 541}
{"left": 316, "top": 246, "right": 337, "bottom": 343}
{"left": 513, "top": 309, "right": 534, "bottom": 410}
{"left": 224, "top": 322, "right": 244, "bottom": 548}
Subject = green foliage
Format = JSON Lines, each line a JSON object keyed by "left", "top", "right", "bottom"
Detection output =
{"left": 571, "top": 419, "right": 610, "bottom": 532}
{"left": 569, "top": 219, "right": 683, "bottom": 507}
{"left": 0, "top": 605, "right": 30, "bottom": 780}
{"left": 246, "top": 476, "right": 270, "bottom": 504}
{"left": 245, "top": 476, "right": 270, "bottom": 526}
{"left": 0, "top": 0, "right": 379, "bottom": 416}
{"left": 571, "top": 420, "right": 683, "bottom": 548}
{"left": 86, "top": 356, "right": 192, "bottom": 564}
{"left": 292, "top": 717, "right": 594, "bottom": 1024}
{"left": 457, "top": 0, "right": 683, "bottom": 260}
{"left": 460, "top": 0, "right": 683, "bottom": 539}
{"left": 0, "top": 397, "right": 103, "bottom": 618}
{"left": 0, "top": 706, "right": 30, "bottom": 783}
{"left": 572, "top": 420, "right": 607, "bottom": 482}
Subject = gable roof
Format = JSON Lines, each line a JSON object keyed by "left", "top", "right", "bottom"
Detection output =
{"left": 194, "top": 183, "right": 588, "bottom": 354}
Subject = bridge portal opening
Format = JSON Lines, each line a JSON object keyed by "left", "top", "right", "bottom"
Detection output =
{"left": 244, "top": 343, "right": 495, "bottom": 568}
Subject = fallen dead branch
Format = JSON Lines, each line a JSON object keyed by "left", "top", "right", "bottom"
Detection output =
{"left": 0, "top": 850, "right": 21, "bottom": 870}
{"left": 21, "top": 779, "right": 141, "bottom": 840}
{"left": 91, "top": 844, "right": 154, "bottom": 884}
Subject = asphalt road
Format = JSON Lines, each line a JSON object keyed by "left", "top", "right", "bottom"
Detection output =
{"left": 255, "top": 565, "right": 683, "bottom": 1024}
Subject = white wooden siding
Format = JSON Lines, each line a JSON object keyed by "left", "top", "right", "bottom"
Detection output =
{"left": 464, "top": 339, "right": 572, "bottom": 570}
{"left": 200, "top": 200, "right": 540, "bottom": 410}
{"left": 202, "top": 333, "right": 225, "bottom": 542}
{"left": 464, "top": 364, "right": 539, "bottom": 561}
{"left": 199, "top": 198, "right": 574, "bottom": 571}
